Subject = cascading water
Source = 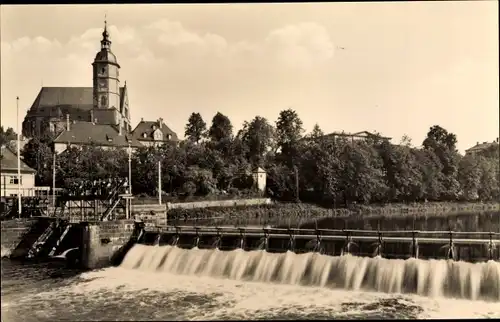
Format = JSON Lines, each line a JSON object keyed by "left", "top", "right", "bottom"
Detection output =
{"left": 120, "top": 244, "right": 500, "bottom": 302}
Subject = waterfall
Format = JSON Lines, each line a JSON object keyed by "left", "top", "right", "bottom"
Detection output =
{"left": 120, "top": 244, "right": 500, "bottom": 302}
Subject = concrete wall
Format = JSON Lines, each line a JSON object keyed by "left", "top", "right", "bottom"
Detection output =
{"left": 80, "top": 220, "right": 139, "bottom": 269}
{"left": 166, "top": 198, "right": 271, "bottom": 210}
{"left": 1, "top": 219, "right": 32, "bottom": 257}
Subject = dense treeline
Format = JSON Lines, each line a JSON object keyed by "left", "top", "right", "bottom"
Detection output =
{"left": 11, "top": 110, "right": 500, "bottom": 206}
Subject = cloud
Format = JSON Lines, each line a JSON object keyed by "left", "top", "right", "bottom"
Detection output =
{"left": 1, "top": 19, "right": 334, "bottom": 72}
{"left": 265, "top": 22, "right": 335, "bottom": 69}
{"left": 0, "top": 18, "right": 336, "bottom": 130}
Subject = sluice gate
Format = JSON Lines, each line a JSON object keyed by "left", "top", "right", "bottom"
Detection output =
{"left": 139, "top": 226, "right": 500, "bottom": 262}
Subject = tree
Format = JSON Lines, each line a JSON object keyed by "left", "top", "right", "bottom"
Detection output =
{"left": 21, "top": 138, "right": 54, "bottom": 186}
{"left": 0, "top": 126, "right": 17, "bottom": 150}
{"left": 185, "top": 113, "right": 207, "bottom": 144}
{"left": 337, "top": 141, "right": 387, "bottom": 205}
{"left": 276, "top": 109, "right": 304, "bottom": 152}
{"left": 422, "top": 125, "right": 460, "bottom": 200}
{"left": 275, "top": 109, "right": 304, "bottom": 168}
{"left": 208, "top": 112, "right": 233, "bottom": 143}
{"left": 458, "top": 155, "right": 481, "bottom": 200}
{"left": 423, "top": 125, "right": 457, "bottom": 151}
{"left": 477, "top": 156, "right": 500, "bottom": 201}
{"left": 241, "top": 116, "right": 275, "bottom": 167}
{"left": 377, "top": 141, "right": 423, "bottom": 202}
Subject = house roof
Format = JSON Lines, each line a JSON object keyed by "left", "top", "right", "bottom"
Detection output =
{"left": 465, "top": 141, "right": 499, "bottom": 153}
{"left": 252, "top": 166, "right": 266, "bottom": 173}
{"left": 131, "top": 120, "right": 179, "bottom": 142}
{"left": 325, "top": 131, "right": 391, "bottom": 140}
{"left": 53, "top": 122, "right": 142, "bottom": 148}
{"left": 301, "top": 130, "right": 392, "bottom": 142}
{"left": 0, "top": 146, "right": 36, "bottom": 173}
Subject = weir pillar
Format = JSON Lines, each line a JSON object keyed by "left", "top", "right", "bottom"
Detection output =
{"left": 80, "top": 222, "right": 101, "bottom": 269}
{"left": 80, "top": 220, "right": 145, "bottom": 269}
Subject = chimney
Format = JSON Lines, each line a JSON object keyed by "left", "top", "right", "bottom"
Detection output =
{"left": 118, "top": 119, "right": 123, "bottom": 136}
{"left": 141, "top": 117, "right": 144, "bottom": 122}
{"left": 496, "top": 138, "right": 499, "bottom": 143}
{"left": 158, "top": 118, "right": 163, "bottom": 129}
{"left": 90, "top": 110, "right": 94, "bottom": 122}
{"left": 66, "top": 114, "right": 70, "bottom": 131}
{"left": 476, "top": 141, "right": 479, "bottom": 145}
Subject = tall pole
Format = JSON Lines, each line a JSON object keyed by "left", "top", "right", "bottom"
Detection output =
{"left": 294, "top": 165, "right": 299, "bottom": 203}
{"left": 16, "top": 97, "right": 22, "bottom": 217}
{"left": 52, "top": 150, "right": 56, "bottom": 208}
{"left": 128, "top": 145, "right": 132, "bottom": 220}
{"left": 158, "top": 160, "right": 162, "bottom": 205}
{"left": 128, "top": 144, "right": 132, "bottom": 195}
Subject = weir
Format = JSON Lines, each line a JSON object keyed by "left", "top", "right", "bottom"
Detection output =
{"left": 139, "top": 226, "right": 500, "bottom": 262}
{"left": 120, "top": 244, "right": 500, "bottom": 302}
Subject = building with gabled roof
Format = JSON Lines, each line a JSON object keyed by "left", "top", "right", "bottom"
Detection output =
{"left": 1, "top": 146, "right": 36, "bottom": 197}
{"left": 53, "top": 120, "right": 143, "bottom": 154}
{"left": 131, "top": 118, "right": 179, "bottom": 147}
{"left": 465, "top": 138, "right": 499, "bottom": 156}
{"left": 301, "top": 130, "right": 392, "bottom": 145}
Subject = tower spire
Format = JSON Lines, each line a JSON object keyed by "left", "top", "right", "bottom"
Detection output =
{"left": 101, "top": 14, "right": 111, "bottom": 50}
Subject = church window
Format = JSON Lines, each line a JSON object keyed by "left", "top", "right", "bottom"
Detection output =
{"left": 102, "top": 67, "right": 106, "bottom": 74}
{"left": 101, "top": 96, "right": 107, "bottom": 107}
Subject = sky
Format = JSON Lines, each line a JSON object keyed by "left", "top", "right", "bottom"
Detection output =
{"left": 1, "top": 2, "right": 498, "bottom": 153}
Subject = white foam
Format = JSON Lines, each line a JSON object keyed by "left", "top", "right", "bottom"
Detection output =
{"left": 120, "top": 245, "right": 500, "bottom": 301}
{"left": 42, "top": 266, "right": 500, "bottom": 319}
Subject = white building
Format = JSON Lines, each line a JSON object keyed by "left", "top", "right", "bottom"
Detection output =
{"left": 0, "top": 146, "right": 36, "bottom": 197}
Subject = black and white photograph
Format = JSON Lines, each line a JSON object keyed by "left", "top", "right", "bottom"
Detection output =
{"left": 1, "top": 2, "right": 499, "bottom": 321}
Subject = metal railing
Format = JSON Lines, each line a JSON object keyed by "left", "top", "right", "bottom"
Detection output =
{"left": 144, "top": 226, "right": 500, "bottom": 246}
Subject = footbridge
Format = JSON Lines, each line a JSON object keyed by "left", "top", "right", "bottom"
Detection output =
{"left": 139, "top": 225, "right": 500, "bottom": 263}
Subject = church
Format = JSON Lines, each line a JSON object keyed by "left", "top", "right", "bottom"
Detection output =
{"left": 21, "top": 21, "right": 178, "bottom": 153}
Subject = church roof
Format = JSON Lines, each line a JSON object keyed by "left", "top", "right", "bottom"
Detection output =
{"left": 26, "top": 86, "right": 126, "bottom": 115}
{"left": 53, "top": 122, "right": 142, "bottom": 148}
{"left": 132, "top": 119, "right": 179, "bottom": 142}
{"left": 0, "top": 146, "right": 36, "bottom": 173}
{"left": 29, "top": 87, "right": 94, "bottom": 112}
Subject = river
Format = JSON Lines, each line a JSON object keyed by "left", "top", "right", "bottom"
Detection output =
{"left": 2, "top": 244, "right": 500, "bottom": 321}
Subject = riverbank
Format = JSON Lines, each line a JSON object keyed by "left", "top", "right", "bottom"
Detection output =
{"left": 166, "top": 201, "right": 500, "bottom": 227}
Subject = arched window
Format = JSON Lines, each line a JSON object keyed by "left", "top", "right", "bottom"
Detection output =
{"left": 101, "top": 96, "right": 107, "bottom": 107}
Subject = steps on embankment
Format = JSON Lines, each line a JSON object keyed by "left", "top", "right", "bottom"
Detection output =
{"left": 5, "top": 217, "right": 54, "bottom": 259}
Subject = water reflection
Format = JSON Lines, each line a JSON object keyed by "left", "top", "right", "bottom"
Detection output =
{"left": 304, "top": 211, "right": 500, "bottom": 233}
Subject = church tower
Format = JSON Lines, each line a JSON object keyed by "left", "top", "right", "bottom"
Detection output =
{"left": 92, "top": 19, "right": 124, "bottom": 129}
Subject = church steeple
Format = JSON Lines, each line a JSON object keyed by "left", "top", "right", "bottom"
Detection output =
{"left": 101, "top": 17, "right": 111, "bottom": 50}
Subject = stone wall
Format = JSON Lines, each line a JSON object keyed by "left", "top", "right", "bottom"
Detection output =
{"left": 1, "top": 219, "right": 32, "bottom": 257}
{"left": 166, "top": 198, "right": 272, "bottom": 210}
{"left": 80, "top": 220, "right": 141, "bottom": 269}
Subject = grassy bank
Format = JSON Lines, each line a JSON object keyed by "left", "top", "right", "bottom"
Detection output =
{"left": 167, "top": 201, "right": 500, "bottom": 228}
